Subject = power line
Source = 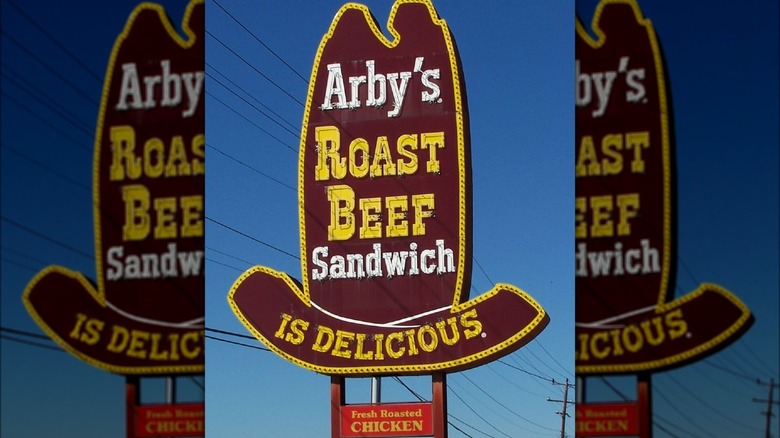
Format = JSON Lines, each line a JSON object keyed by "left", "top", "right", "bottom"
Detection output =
{"left": 1, "top": 334, "right": 64, "bottom": 352}
{"left": 2, "top": 68, "right": 94, "bottom": 136}
{"left": 496, "top": 357, "right": 551, "bottom": 382}
{"left": 206, "top": 216, "right": 300, "bottom": 260}
{"left": 449, "top": 384, "right": 510, "bottom": 438}
{"left": 3, "top": 0, "right": 103, "bottom": 82}
{"left": 653, "top": 385, "right": 720, "bottom": 438}
{"left": 460, "top": 372, "right": 558, "bottom": 432}
{"left": 1, "top": 215, "right": 93, "bottom": 261}
{"left": 210, "top": 0, "right": 307, "bottom": 83}
{"left": 701, "top": 358, "right": 757, "bottom": 382}
{"left": 0, "top": 91, "right": 92, "bottom": 152}
{"left": 206, "top": 68, "right": 299, "bottom": 138}
{"left": 1, "top": 142, "right": 90, "bottom": 190}
{"left": 205, "top": 29, "right": 304, "bottom": 107}
{"left": 1, "top": 30, "right": 99, "bottom": 105}
{"left": 206, "top": 90, "right": 297, "bottom": 152}
{"left": 206, "top": 143, "right": 295, "bottom": 191}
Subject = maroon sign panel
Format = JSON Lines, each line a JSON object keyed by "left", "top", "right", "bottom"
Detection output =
{"left": 575, "top": 0, "right": 752, "bottom": 374}
{"left": 229, "top": 0, "right": 548, "bottom": 376}
{"left": 23, "top": 0, "right": 204, "bottom": 374}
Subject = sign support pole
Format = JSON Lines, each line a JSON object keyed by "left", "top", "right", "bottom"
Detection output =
{"left": 637, "top": 373, "right": 652, "bottom": 438}
{"left": 126, "top": 375, "right": 139, "bottom": 438}
{"left": 166, "top": 376, "right": 176, "bottom": 404}
{"left": 371, "top": 377, "right": 381, "bottom": 404}
{"left": 432, "top": 373, "right": 448, "bottom": 438}
{"left": 331, "top": 376, "right": 345, "bottom": 438}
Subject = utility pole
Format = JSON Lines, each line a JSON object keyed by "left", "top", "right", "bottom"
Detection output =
{"left": 548, "top": 378, "right": 575, "bottom": 438}
{"left": 753, "top": 378, "right": 779, "bottom": 438}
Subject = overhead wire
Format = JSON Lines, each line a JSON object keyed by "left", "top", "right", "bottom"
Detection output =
{"left": 1, "top": 30, "right": 100, "bottom": 105}
{"left": 210, "top": 0, "right": 308, "bottom": 83}
{"left": 206, "top": 68, "right": 299, "bottom": 138}
{"left": 205, "top": 29, "right": 304, "bottom": 107}
{"left": 0, "top": 91, "right": 92, "bottom": 153}
{"left": 658, "top": 372, "right": 762, "bottom": 432}
{"left": 2, "top": 68, "right": 94, "bottom": 136}
{"left": 449, "top": 385, "right": 512, "bottom": 438}
{"left": 3, "top": 0, "right": 103, "bottom": 82}
{"left": 458, "top": 372, "right": 559, "bottom": 432}
{"left": 206, "top": 90, "right": 297, "bottom": 152}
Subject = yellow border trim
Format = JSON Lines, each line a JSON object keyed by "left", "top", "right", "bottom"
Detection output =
{"left": 297, "top": 0, "right": 469, "bottom": 308}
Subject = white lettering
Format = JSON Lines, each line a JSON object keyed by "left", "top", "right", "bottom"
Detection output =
{"left": 115, "top": 60, "right": 204, "bottom": 117}
{"left": 576, "top": 56, "right": 647, "bottom": 117}
{"left": 320, "top": 57, "right": 440, "bottom": 117}
{"left": 311, "top": 240, "right": 455, "bottom": 281}
{"left": 105, "top": 243, "right": 203, "bottom": 280}
{"left": 576, "top": 239, "right": 660, "bottom": 278}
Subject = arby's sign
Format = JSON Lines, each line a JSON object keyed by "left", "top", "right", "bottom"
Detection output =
{"left": 229, "top": 0, "right": 548, "bottom": 375}
{"left": 23, "top": 0, "right": 205, "bottom": 374}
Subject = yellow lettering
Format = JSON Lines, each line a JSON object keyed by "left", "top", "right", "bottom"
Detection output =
{"left": 417, "top": 325, "right": 438, "bottom": 352}
{"left": 179, "top": 195, "right": 203, "bottom": 237}
{"left": 349, "top": 138, "right": 369, "bottom": 178}
{"left": 359, "top": 197, "right": 382, "bottom": 239}
{"left": 154, "top": 197, "right": 177, "bottom": 239}
{"left": 460, "top": 309, "right": 482, "bottom": 339}
{"left": 420, "top": 132, "right": 444, "bottom": 174}
{"left": 626, "top": 131, "right": 649, "bottom": 173}
{"left": 106, "top": 325, "right": 130, "bottom": 353}
{"left": 412, "top": 194, "right": 434, "bottom": 236}
{"left": 616, "top": 193, "right": 639, "bottom": 236}
{"left": 127, "top": 330, "right": 149, "bottom": 359}
{"left": 370, "top": 136, "right": 396, "bottom": 177}
{"left": 110, "top": 125, "right": 142, "bottom": 181}
{"left": 590, "top": 195, "right": 613, "bottom": 237}
{"left": 122, "top": 185, "right": 151, "bottom": 241}
{"left": 385, "top": 196, "right": 408, "bottom": 237}
{"left": 332, "top": 330, "right": 355, "bottom": 358}
{"left": 144, "top": 137, "right": 165, "bottom": 178}
{"left": 315, "top": 126, "right": 346, "bottom": 181}
{"left": 396, "top": 134, "right": 418, "bottom": 175}
{"left": 274, "top": 314, "right": 292, "bottom": 340}
{"left": 191, "top": 134, "right": 205, "bottom": 176}
{"left": 312, "top": 326, "right": 335, "bottom": 353}
{"left": 385, "top": 332, "right": 405, "bottom": 359}
{"left": 180, "top": 331, "right": 201, "bottom": 359}
{"left": 328, "top": 185, "right": 355, "bottom": 241}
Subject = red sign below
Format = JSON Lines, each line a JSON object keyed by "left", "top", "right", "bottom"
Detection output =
{"left": 576, "top": 402, "right": 638, "bottom": 437}
{"left": 135, "top": 403, "right": 204, "bottom": 437}
{"left": 341, "top": 403, "right": 432, "bottom": 437}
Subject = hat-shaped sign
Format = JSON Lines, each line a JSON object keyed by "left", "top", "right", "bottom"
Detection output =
{"left": 575, "top": 0, "right": 752, "bottom": 374}
{"left": 23, "top": 0, "right": 205, "bottom": 375}
{"left": 229, "top": 0, "right": 549, "bottom": 375}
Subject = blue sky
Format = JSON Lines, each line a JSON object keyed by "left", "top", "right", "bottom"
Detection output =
{"left": 1, "top": 1, "right": 776, "bottom": 438}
